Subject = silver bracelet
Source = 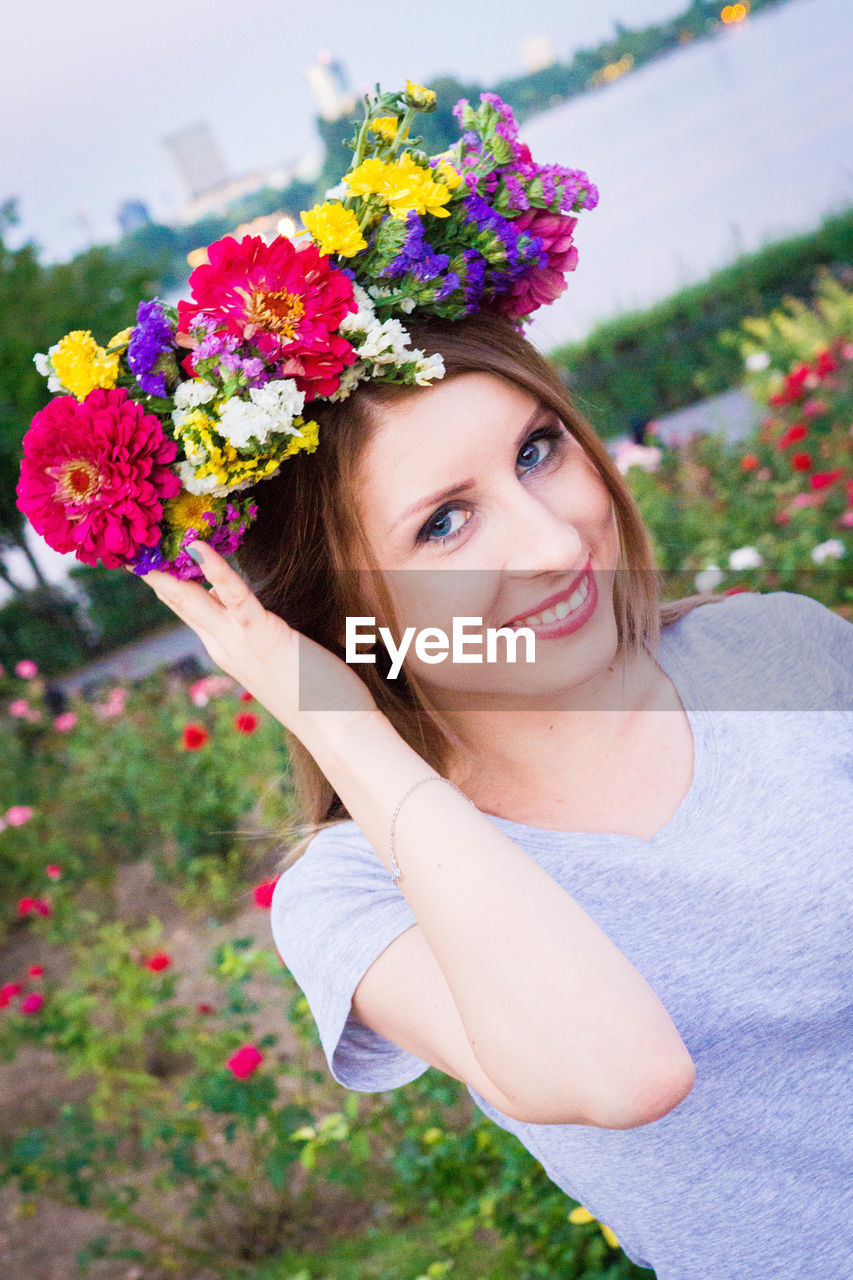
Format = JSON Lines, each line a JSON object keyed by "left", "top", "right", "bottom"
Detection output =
{"left": 389, "top": 775, "right": 469, "bottom": 887}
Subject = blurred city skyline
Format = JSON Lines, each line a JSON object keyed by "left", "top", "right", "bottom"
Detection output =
{"left": 5, "top": 0, "right": 692, "bottom": 261}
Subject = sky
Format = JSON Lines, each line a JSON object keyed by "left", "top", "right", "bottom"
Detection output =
{"left": 2, "top": 0, "right": 689, "bottom": 261}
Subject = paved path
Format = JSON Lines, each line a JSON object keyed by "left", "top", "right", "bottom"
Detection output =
{"left": 50, "top": 387, "right": 759, "bottom": 698}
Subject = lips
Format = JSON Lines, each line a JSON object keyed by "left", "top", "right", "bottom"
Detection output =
{"left": 501, "top": 556, "right": 593, "bottom": 629}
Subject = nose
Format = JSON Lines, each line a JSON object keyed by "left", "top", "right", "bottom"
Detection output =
{"left": 497, "top": 481, "right": 585, "bottom": 575}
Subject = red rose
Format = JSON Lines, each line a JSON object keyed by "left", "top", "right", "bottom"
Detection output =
{"left": 226, "top": 1043, "right": 263, "bottom": 1079}
{"left": 810, "top": 469, "right": 844, "bottom": 491}
{"left": 253, "top": 876, "right": 280, "bottom": 909}
{"left": 18, "top": 897, "right": 51, "bottom": 918}
{"left": 182, "top": 723, "right": 209, "bottom": 750}
{"left": 234, "top": 712, "right": 259, "bottom": 734}
{"left": 776, "top": 423, "right": 808, "bottom": 450}
{"left": 143, "top": 951, "right": 171, "bottom": 972}
{"left": 791, "top": 452, "right": 812, "bottom": 472}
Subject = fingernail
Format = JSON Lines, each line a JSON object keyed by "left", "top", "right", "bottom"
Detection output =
{"left": 186, "top": 542, "right": 205, "bottom": 565}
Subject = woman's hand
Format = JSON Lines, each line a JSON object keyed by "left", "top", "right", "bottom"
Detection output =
{"left": 132, "top": 543, "right": 379, "bottom": 742}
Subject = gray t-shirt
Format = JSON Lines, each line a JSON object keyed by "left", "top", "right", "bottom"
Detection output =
{"left": 270, "top": 590, "right": 853, "bottom": 1279}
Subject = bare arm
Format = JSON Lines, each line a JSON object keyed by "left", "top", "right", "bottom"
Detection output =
{"left": 302, "top": 708, "right": 696, "bottom": 1129}
{"left": 137, "top": 547, "right": 695, "bottom": 1129}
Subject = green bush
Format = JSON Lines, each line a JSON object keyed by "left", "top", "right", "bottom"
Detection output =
{"left": 553, "top": 207, "right": 853, "bottom": 436}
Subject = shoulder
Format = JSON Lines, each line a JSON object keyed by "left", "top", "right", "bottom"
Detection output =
{"left": 661, "top": 591, "right": 852, "bottom": 710}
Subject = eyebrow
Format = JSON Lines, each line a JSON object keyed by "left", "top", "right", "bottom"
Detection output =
{"left": 392, "top": 404, "right": 548, "bottom": 532}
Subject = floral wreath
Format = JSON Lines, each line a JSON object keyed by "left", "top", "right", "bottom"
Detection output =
{"left": 17, "top": 81, "right": 599, "bottom": 581}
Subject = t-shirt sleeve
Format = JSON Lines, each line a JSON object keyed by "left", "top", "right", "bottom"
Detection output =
{"left": 769, "top": 590, "right": 853, "bottom": 709}
{"left": 269, "top": 822, "right": 432, "bottom": 1092}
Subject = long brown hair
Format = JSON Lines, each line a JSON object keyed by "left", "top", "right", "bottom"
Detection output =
{"left": 233, "top": 311, "right": 724, "bottom": 866}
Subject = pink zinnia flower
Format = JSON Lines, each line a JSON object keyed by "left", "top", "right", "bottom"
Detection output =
{"left": 53, "top": 712, "right": 78, "bottom": 732}
{"left": 28, "top": 965, "right": 43, "bottom": 979}
{"left": 5, "top": 806, "right": 34, "bottom": 827}
{"left": 234, "top": 711, "right": 259, "bottom": 734}
{"left": 15, "top": 659, "right": 38, "bottom": 679}
{"left": 253, "top": 876, "right": 280, "bottom": 908}
{"left": 196, "top": 1002, "right": 215, "bottom": 1016}
{"left": 9, "top": 699, "right": 31, "bottom": 717}
{"left": 143, "top": 951, "right": 171, "bottom": 972}
{"left": 177, "top": 235, "right": 358, "bottom": 401}
{"left": 45, "top": 864, "right": 62, "bottom": 881}
{"left": 239, "top": 690, "right": 254, "bottom": 703}
{"left": 226, "top": 1043, "right": 263, "bottom": 1079}
{"left": 495, "top": 209, "right": 579, "bottom": 318}
{"left": 21, "top": 992, "right": 44, "bottom": 1015}
{"left": 16, "top": 387, "right": 181, "bottom": 569}
{"left": 810, "top": 469, "right": 844, "bottom": 491}
{"left": 0, "top": 983, "right": 22, "bottom": 1008}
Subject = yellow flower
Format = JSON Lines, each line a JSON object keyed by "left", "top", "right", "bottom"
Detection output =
{"left": 432, "top": 159, "right": 462, "bottom": 191}
{"left": 568, "top": 1206, "right": 620, "bottom": 1250}
{"left": 343, "top": 157, "right": 395, "bottom": 199}
{"left": 51, "top": 329, "right": 121, "bottom": 399}
{"left": 600, "top": 1223, "right": 620, "bottom": 1249}
{"left": 107, "top": 327, "right": 133, "bottom": 351}
{"left": 174, "top": 409, "right": 318, "bottom": 491}
{"left": 300, "top": 202, "right": 367, "bottom": 258}
{"left": 162, "top": 489, "right": 217, "bottom": 538}
{"left": 404, "top": 79, "right": 436, "bottom": 110}
{"left": 369, "top": 116, "right": 400, "bottom": 141}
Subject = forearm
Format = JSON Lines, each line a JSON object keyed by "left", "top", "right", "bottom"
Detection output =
{"left": 301, "top": 709, "right": 694, "bottom": 1127}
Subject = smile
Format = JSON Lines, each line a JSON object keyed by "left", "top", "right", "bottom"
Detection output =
{"left": 503, "top": 560, "right": 598, "bottom": 639}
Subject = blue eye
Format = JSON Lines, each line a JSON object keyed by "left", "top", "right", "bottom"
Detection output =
{"left": 415, "top": 423, "right": 566, "bottom": 546}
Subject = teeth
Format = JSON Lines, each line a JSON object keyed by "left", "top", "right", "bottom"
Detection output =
{"left": 514, "top": 572, "right": 590, "bottom": 629}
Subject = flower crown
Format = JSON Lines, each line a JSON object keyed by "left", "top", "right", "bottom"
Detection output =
{"left": 17, "top": 82, "right": 598, "bottom": 581}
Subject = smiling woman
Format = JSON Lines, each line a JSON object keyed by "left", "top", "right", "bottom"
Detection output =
{"left": 19, "top": 78, "right": 853, "bottom": 1278}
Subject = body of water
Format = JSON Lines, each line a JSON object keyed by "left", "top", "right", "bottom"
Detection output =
{"left": 525, "top": 0, "right": 853, "bottom": 351}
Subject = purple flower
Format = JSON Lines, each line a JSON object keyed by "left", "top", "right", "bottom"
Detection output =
{"left": 127, "top": 300, "right": 177, "bottom": 397}
{"left": 382, "top": 214, "right": 451, "bottom": 283}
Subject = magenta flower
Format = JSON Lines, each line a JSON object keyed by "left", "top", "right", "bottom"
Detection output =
{"left": 53, "top": 712, "right": 78, "bottom": 732}
{"left": 226, "top": 1044, "right": 263, "bottom": 1079}
{"left": 21, "top": 992, "right": 44, "bottom": 1015}
{"left": 45, "top": 864, "right": 62, "bottom": 881}
{"left": 9, "top": 700, "right": 32, "bottom": 718}
{"left": 0, "top": 982, "right": 22, "bottom": 1008}
{"left": 16, "top": 387, "right": 181, "bottom": 569}
{"left": 495, "top": 209, "right": 579, "bottom": 318}
{"left": 15, "top": 660, "right": 38, "bottom": 679}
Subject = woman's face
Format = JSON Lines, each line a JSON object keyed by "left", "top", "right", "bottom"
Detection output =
{"left": 350, "top": 371, "right": 622, "bottom": 708}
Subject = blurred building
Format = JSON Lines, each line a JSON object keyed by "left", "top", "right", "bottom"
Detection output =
{"left": 520, "top": 34, "right": 556, "bottom": 74}
{"left": 116, "top": 199, "right": 152, "bottom": 234}
{"left": 164, "top": 123, "right": 229, "bottom": 201}
{"left": 306, "top": 49, "right": 356, "bottom": 121}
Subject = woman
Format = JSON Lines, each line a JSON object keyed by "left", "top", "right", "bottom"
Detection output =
{"left": 138, "top": 309, "right": 853, "bottom": 1279}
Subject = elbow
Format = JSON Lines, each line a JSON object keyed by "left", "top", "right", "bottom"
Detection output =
{"left": 601, "top": 1050, "right": 697, "bottom": 1131}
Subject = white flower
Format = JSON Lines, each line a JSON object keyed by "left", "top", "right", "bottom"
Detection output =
{"left": 358, "top": 317, "right": 412, "bottom": 365}
{"left": 173, "top": 378, "right": 217, "bottom": 410}
{"left": 399, "top": 297, "right": 416, "bottom": 315}
{"left": 329, "top": 362, "right": 368, "bottom": 402}
{"left": 745, "top": 351, "right": 771, "bottom": 372}
{"left": 413, "top": 352, "right": 446, "bottom": 385}
{"left": 33, "top": 345, "right": 67, "bottom": 393}
{"left": 694, "top": 565, "right": 724, "bottom": 593}
{"left": 811, "top": 538, "right": 845, "bottom": 564}
{"left": 339, "top": 284, "right": 378, "bottom": 336}
{"left": 728, "top": 545, "right": 763, "bottom": 571}
{"left": 614, "top": 441, "right": 662, "bottom": 475}
{"left": 217, "top": 379, "right": 305, "bottom": 449}
{"left": 176, "top": 459, "right": 255, "bottom": 499}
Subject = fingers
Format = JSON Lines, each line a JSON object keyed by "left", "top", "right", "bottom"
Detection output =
{"left": 133, "top": 543, "right": 264, "bottom": 635}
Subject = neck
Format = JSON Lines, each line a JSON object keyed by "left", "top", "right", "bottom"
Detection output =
{"left": 434, "top": 645, "right": 666, "bottom": 805}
